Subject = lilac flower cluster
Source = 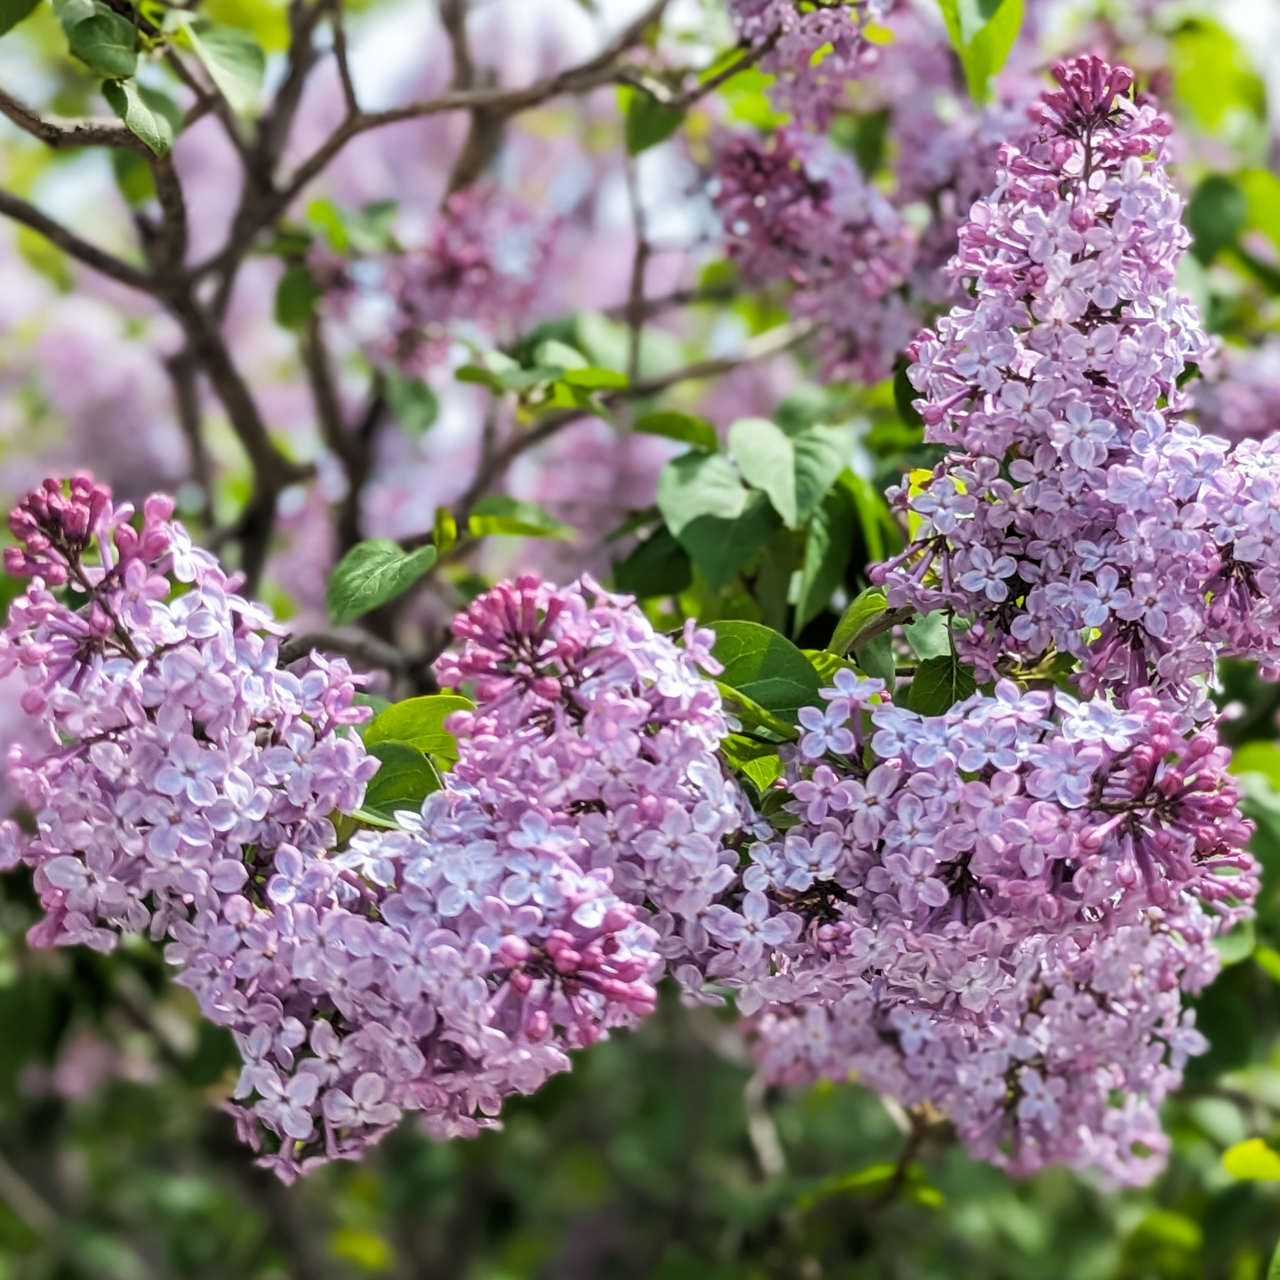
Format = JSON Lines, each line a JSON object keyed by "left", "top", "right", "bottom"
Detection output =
{"left": 0, "top": 507, "right": 740, "bottom": 1176}
{"left": 707, "top": 672, "right": 1256, "bottom": 1183}
{"left": 871, "top": 57, "right": 1280, "bottom": 691}
{"left": 713, "top": 126, "right": 918, "bottom": 382}
{"left": 726, "top": 0, "right": 889, "bottom": 128}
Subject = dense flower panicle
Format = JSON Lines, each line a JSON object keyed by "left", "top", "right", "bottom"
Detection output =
{"left": 698, "top": 672, "right": 1257, "bottom": 1183}
{"left": 726, "top": 0, "right": 889, "bottom": 128}
{"left": 870, "top": 57, "right": 1280, "bottom": 691}
{"left": 0, "top": 513, "right": 737, "bottom": 1177}
{"left": 713, "top": 127, "right": 918, "bottom": 382}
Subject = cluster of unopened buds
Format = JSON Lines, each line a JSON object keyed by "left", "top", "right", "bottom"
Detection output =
{"left": 0, "top": 57, "right": 1267, "bottom": 1190}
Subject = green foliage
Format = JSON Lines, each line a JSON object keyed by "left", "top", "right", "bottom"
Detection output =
{"left": 1223, "top": 1138, "right": 1280, "bottom": 1181}
{"left": 468, "top": 495, "right": 574, "bottom": 540}
{"left": 1186, "top": 174, "right": 1248, "bottom": 264}
{"left": 830, "top": 586, "right": 889, "bottom": 657}
{"left": 60, "top": 0, "right": 136, "bottom": 78}
{"left": 171, "top": 16, "right": 265, "bottom": 114}
{"left": 102, "top": 79, "right": 180, "bottom": 156}
{"left": 936, "top": 0, "right": 1024, "bottom": 102}
{"left": 363, "top": 695, "right": 475, "bottom": 767}
{"left": 383, "top": 370, "right": 439, "bottom": 436}
{"left": 621, "top": 86, "right": 686, "bottom": 155}
{"left": 707, "top": 620, "right": 823, "bottom": 723}
{"left": 326, "top": 539, "right": 438, "bottom": 626}
{"left": 355, "top": 742, "right": 442, "bottom": 827}
{"left": 634, "top": 411, "right": 719, "bottom": 452}
{"left": 728, "top": 418, "right": 848, "bottom": 530}
{"left": 274, "top": 262, "right": 323, "bottom": 329}
{"left": 0, "top": 0, "right": 39, "bottom": 38}
{"left": 907, "top": 654, "right": 977, "bottom": 715}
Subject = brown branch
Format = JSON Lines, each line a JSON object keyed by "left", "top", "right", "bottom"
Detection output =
{"left": 191, "top": 0, "right": 673, "bottom": 281}
{"left": 0, "top": 85, "right": 146, "bottom": 152}
{"left": 623, "top": 161, "right": 652, "bottom": 384}
{"left": 164, "top": 348, "right": 214, "bottom": 527}
{"left": 0, "top": 188, "right": 153, "bottom": 291}
{"left": 328, "top": 0, "right": 359, "bottom": 115}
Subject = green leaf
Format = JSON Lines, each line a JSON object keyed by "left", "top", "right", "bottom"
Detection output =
{"left": 794, "top": 487, "right": 854, "bottom": 637}
{"left": 0, "top": 0, "right": 39, "bottom": 37}
{"left": 326, "top": 539, "right": 438, "bottom": 626}
{"left": 67, "top": 3, "right": 137, "bottom": 77}
{"left": 830, "top": 586, "right": 888, "bottom": 656}
{"left": 894, "top": 361, "right": 924, "bottom": 427}
{"left": 1269, "top": 1237, "right": 1280, "bottom": 1280}
{"left": 634, "top": 411, "right": 719, "bottom": 452}
{"left": 534, "top": 339, "right": 589, "bottom": 371}
{"left": 907, "top": 654, "right": 977, "bottom": 716}
{"left": 1229, "top": 741, "right": 1280, "bottom": 787}
{"left": 355, "top": 742, "right": 442, "bottom": 826}
{"left": 52, "top": 0, "right": 94, "bottom": 25}
{"left": 677, "top": 492, "right": 780, "bottom": 589}
{"left": 729, "top": 418, "right": 798, "bottom": 526}
{"left": 614, "top": 526, "right": 692, "bottom": 598}
{"left": 707, "top": 620, "right": 823, "bottom": 724}
{"left": 903, "top": 611, "right": 951, "bottom": 661}
{"left": 102, "top": 79, "right": 181, "bottom": 156}
{"left": 854, "top": 632, "right": 895, "bottom": 685}
{"left": 729, "top": 419, "right": 849, "bottom": 530}
{"left": 1170, "top": 20, "right": 1266, "bottom": 135}
{"left": 715, "top": 682, "right": 798, "bottom": 741}
{"left": 384, "top": 371, "right": 438, "bottom": 436}
{"left": 307, "top": 197, "right": 399, "bottom": 255}
{"left": 937, "top": 0, "right": 1023, "bottom": 102}
{"left": 656, "top": 452, "right": 748, "bottom": 537}
{"left": 274, "top": 263, "right": 322, "bottom": 329}
{"left": 562, "top": 366, "right": 628, "bottom": 390}
{"left": 1186, "top": 174, "right": 1247, "bottom": 264}
{"left": 1240, "top": 168, "right": 1280, "bottom": 256}
{"left": 1223, "top": 1137, "right": 1280, "bottom": 1181}
{"left": 433, "top": 506, "right": 457, "bottom": 554}
{"left": 178, "top": 17, "right": 265, "bottom": 114}
{"left": 365, "top": 694, "right": 475, "bottom": 766}
{"left": 1215, "top": 916, "right": 1256, "bottom": 966}
{"left": 468, "top": 496, "right": 574, "bottom": 540}
{"left": 624, "top": 88, "right": 685, "bottom": 155}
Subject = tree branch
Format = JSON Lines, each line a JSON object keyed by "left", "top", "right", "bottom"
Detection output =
{"left": 0, "top": 188, "right": 153, "bottom": 291}
{"left": 279, "top": 628, "right": 410, "bottom": 671}
{"left": 0, "top": 85, "right": 146, "bottom": 152}
{"left": 191, "top": 0, "right": 673, "bottom": 281}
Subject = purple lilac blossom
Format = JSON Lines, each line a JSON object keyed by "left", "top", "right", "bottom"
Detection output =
{"left": 872, "top": 56, "right": 1280, "bottom": 693}
{"left": 711, "top": 671, "right": 1257, "bottom": 1184}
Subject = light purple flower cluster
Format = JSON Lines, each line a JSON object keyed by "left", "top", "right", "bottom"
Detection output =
{"left": 0, "top": 513, "right": 743, "bottom": 1177}
{"left": 712, "top": 126, "right": 918, "bottom": 382}
{"left": 871, "top": 57, "right": 1280, "bottom": 691}
{"left": 707, "top": 672, "right": 1257, "bottom": 1183}
{"left": 726, "top": 0, "right": 889, "bottom": 128}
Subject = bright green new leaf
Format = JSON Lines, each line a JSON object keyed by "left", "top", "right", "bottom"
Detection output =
{"left": 562, "top": 366, "right": 628, "bottom": 390}
{"left": 634, "top": 411, "right": 719, "bottom": 452}
{"left": 1240, "top": 168, "right": 1280, "bottom": 256}
{"left": 830, "top": 586, "right": 889, "bottom": 656}
{"left": 178, "top": 17, "right": 266, "bottom": 114}
{"left": 936, "top": 0, "right": 1023, "bottom": 102}
{"left": 1229, "top": 741, "right": 1280, "bottom": 787}
{"left": 384, "top": 371, "right": 439, "bottom": 436}
{"left": 707, "top": 620, "right": 823, "bottom": 724}
{"left": 0, "top": 0, "right": 39, "bottom": 37}
{"left": 1269, "top": 1236, "right": 1280, "bottom": 1280}
{"left": 534, "top": 339, "right": 589, "bottom": 371}
{"left": 433, "top": 506, "right": 457, "bottom": 555}
{"left": 1223, "top": 1138, "right": 1280, "bottom": 1181}
{"left": 365, "top": 695, "right": 475, "bottom": 766}
{"left": 326, "top": 539, "right": 438, "bottom": 626}
{"left": 468, "top": 496, "right": 574, "bottom": 540}
{"left": 355, "top": 742, "right": 442, "bottom": 826}
{"left": 102, "top": 80, "right": 181, "bottom": 156}
{"left": 907, "top": 654, "right": 977, "bottom": 715}
{"left": 67, "top": 4, "right": 137, "bottom": 77}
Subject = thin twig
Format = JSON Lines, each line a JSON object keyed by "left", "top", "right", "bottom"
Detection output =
{"left": 624, "top": 160, "right": 652, "bottom": 384}
{"left": 328, "top": 0, "right": 360, "bottom": 115}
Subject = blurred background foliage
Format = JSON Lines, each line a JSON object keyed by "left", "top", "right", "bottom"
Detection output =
{"left": 1, "top": 0, "right": 1280, "bottom": 1277}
